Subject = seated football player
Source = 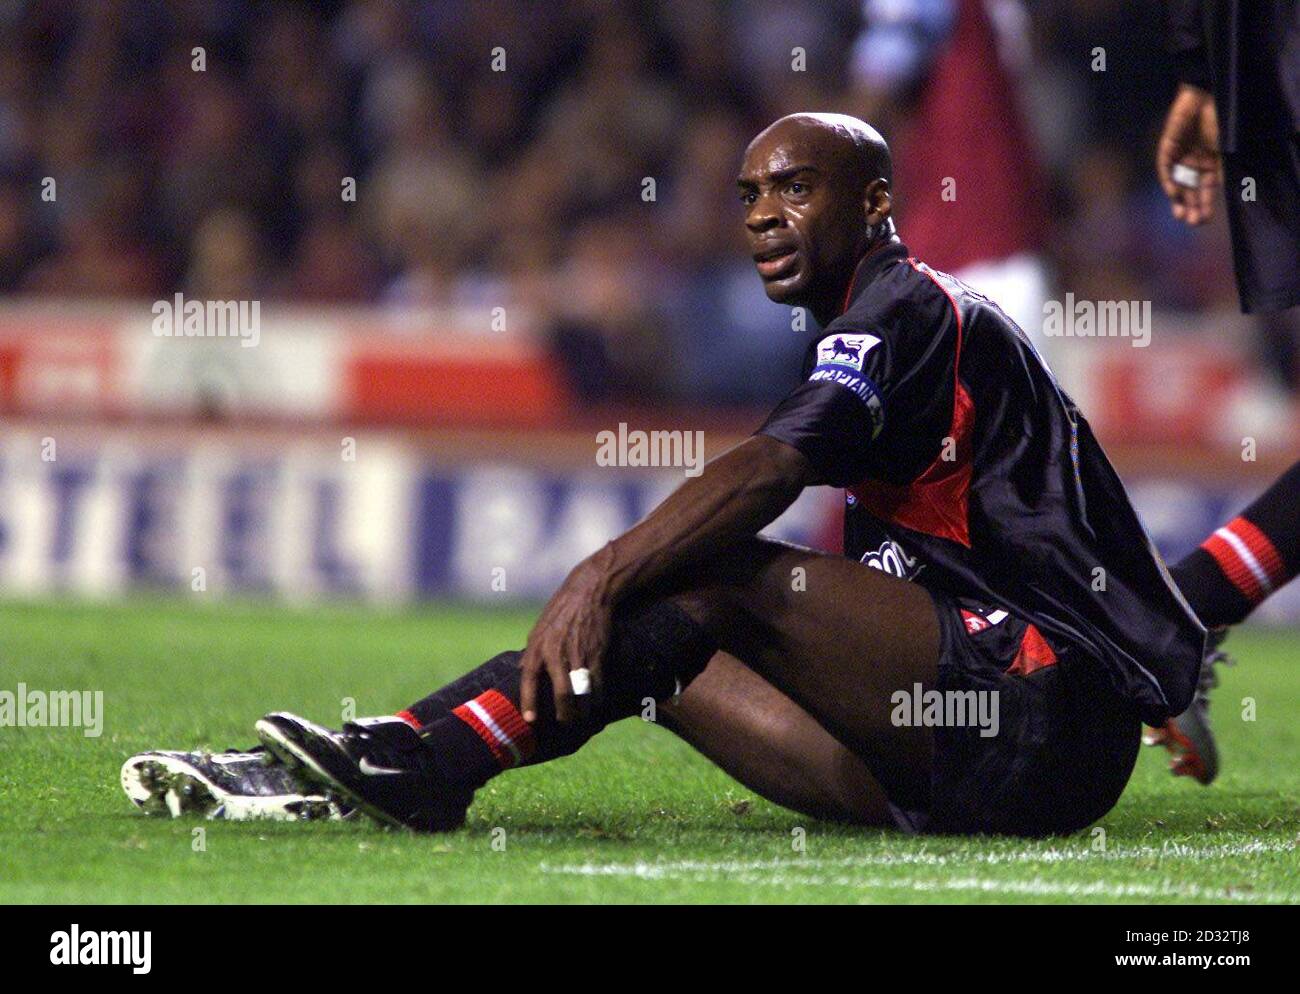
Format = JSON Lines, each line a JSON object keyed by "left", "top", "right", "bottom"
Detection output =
{"left": 124, "top": 113, "right": 1255, "bottom": 835}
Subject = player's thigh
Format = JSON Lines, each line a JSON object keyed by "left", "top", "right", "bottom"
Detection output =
{"left": 670, "top": 537, "right": 940, "bottom": 728}
{"left": 657, "top": 650, "right": 893, "bottom": 826}
{"left": 666, "top": 536, "right": 942, "bottom": 806}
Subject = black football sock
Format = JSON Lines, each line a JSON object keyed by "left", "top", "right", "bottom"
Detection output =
{"left": 410, "top": 600, "right": 716, "bottom": 792}
{"left": 1170, "top": 460, "right": 1300, "bottom": 628}
{"left": 395, "top": 652, "right": 520, "bottom": 729}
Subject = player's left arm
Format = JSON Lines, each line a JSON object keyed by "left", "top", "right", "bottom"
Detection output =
{"left": 519, "top": 433, "right": 815, "bottom": 723}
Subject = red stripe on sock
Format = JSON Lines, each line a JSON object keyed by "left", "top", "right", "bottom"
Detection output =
{"left": 452, "top": 702, "right": 512, "bottom": 767}
{"left": 475, "top": 690, "right": 535, "bottom": 761}
{"left": 394, "top": 709, "right": 421, "bottom": 730}
{"left": 1228, "top": 517, "right": 1288, "bottom": 587}
{"left": 1202, "top": 532, "right": 1265, "bottom": 602}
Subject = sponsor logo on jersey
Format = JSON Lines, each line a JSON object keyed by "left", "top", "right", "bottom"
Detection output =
{"left": 811, "top": 334, "right": 884, "bottom": 438}
{"left": 861, "top": 539, "right": 921, "bottom": 579}
{"left": 815, "top": 333, "right": 880, "bottom": 371}
{"left": 960, "top": 608, "right": 1009, "bottom": 635}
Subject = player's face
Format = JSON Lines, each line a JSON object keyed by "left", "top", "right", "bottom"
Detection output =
{"left": 738, "top": 131, "right": 866, "bottom": 310}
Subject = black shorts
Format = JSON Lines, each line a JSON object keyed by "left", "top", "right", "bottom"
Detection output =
{"left": 887, "top": 590, "right": 1142, "bottom": 837}
{"left": 1223, "top": 133, "right": 1300, "bottom": 314}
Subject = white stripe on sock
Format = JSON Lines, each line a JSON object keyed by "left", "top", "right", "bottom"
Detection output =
{"left": 1216, "top": 526, "right": 1273, "bottom": 593}
{"left": 465, "top": 699, "right": 522, "bottom": 764}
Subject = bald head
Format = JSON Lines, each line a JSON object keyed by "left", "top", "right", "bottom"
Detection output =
{"left": 746, "top": 113, "right": 892, "bottom": 188}
{"left": 738, "top": 113, "right": 896, "bottom": 325}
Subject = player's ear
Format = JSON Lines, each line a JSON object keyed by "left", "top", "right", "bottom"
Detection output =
{"left": 864, "top": 178, "right": 891, "bottom": 226}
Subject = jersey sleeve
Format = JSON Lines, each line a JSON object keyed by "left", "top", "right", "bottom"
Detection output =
{"left": 1165, "top": 0, "right": 1211, "bottom": 90}
{"left": 756, "top": 331, "right": 889, "bottom": 487}
{"left": 757, "top": 311, "right": 957, "bottom": 488}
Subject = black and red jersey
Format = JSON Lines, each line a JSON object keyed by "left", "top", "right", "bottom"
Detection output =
{"left": 757, "top": 239, "right": 1205, "bottom": 724}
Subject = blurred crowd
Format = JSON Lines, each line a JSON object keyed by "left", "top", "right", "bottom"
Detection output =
{"left": 0, "top": 0, "right": 1282, "bottom": 403}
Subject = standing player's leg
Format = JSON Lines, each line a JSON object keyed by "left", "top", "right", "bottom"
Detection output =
{"left": 257, "top": 536, "right": 940, "bottom": 829}
{"left": 1148, "top": 459, "right": 1300, "bottom": 782}
{"left": 1170, "top": 460, "right": 1300, "bottom": 628}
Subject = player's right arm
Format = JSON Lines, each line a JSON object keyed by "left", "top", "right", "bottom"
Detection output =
{"left": 590, "top": 327, "right": 899, "bottom": 611}
{"left": 596, "top": 432, "right": 817, "bottom": 593}
{"left": 519, "top": 432, "right": 816, "bottom": 723}
{"left": 521, "top": 314, "right": 942, "bottom": 724}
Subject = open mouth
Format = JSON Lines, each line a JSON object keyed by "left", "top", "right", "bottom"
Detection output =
{"left": 753, "top": 245, "right": 797, "bottom": 279}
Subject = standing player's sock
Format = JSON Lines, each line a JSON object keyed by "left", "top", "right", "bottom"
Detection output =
{"left": 406, "top": 600, "right": 716, "bottom": 791}
{"left": 1170, "top": 460, "right": 1300, "bottom": 628}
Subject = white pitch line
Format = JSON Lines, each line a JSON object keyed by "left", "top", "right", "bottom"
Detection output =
{"left": 702, "top": 872, "right": 1292, "bottom": 904}
{"left": 540, "top": 838, "right": 1296, "bottom": 880}
{"left": 540, "top": 861, "right": 1297, "bottom": 903}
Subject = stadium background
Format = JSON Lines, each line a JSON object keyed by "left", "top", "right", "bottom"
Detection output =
{"left": 0, "top": 0, "right": 1296, "bottom": 619}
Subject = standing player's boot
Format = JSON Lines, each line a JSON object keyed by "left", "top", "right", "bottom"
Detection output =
{"left": 1158, "top": 461, "right": 1300, "bottom": 784}
{"left": 254, "top": 713, "right": 472, "bottom": 831}
{"left": 121, "top": 747, "right": 353, "bottom": 821}
{"left": 1142, "top": 629, "right": 1234, "bottom": 784}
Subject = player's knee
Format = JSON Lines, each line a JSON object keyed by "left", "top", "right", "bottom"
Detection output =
{"left": 664, "top": 588, "right": 717, "bottom": 631}
{"left": 601, "top": 598, "right": 716, "bottom": 713}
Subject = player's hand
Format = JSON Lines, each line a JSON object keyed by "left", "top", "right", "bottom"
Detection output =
{"left": 519, "top": 557, "right": 614, "bottom": 724}
{"left": 1156, "top": 84, "right": 1221, "bottom": 226}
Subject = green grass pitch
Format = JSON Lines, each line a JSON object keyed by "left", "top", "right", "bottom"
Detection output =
{"left": 1, "top": 597, "right": 1296, "bottom": 904}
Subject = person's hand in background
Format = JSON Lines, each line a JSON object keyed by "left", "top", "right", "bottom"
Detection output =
{"left": 1157, "top": 83, "right": 1222, "bottom": 226}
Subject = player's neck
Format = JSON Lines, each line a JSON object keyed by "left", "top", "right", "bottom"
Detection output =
{"left": 812, "top": 232, "right": 900, "bottom": 327}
